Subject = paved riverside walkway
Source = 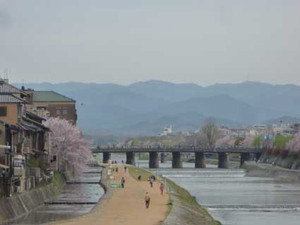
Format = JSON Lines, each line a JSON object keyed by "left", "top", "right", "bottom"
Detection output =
{"left": 52, "top": 165, "right": 169, "bottom": 225}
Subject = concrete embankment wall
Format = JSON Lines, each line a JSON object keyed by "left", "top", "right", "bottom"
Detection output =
{"left": 243, "top": 162, "right": 300, "bottom": 182}
{"left": 260, "top": 150, "right": 300, "bottom": 170}
{"left": 90, "top": 165, "right": 112, "bottom": 214}
{"left": 0, "top": 180, "right": 64, "bottom": 224}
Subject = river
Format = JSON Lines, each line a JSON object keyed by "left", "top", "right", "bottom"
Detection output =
{"left": 10, "top": 165, "right": 104, "bottom": 225}
{"left": 108, "top": 154, "right": 300, "bottom": 225}
{"left": 155, "top": 167, "right": 300, "bottom": 225}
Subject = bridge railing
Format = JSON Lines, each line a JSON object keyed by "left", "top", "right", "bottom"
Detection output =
{"left": 94, "top": 145, "right": 264, "bottom": 152}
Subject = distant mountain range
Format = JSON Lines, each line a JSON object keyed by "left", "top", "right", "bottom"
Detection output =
{"left": 14, "top": 81, "right": 300, "bottom": 136}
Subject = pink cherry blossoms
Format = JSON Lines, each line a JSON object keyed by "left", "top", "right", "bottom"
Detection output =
{"left": 286, "top": 133, "right": 300, "bottom": 153}
{"left": 215, "top": 135, "right": 255, "bottom": 148}
{"left": 242, "top": 136, "right": 254, "bottom": 147}
{"left": 44, "top": 117, "right": 92, "bottom": 177}
{"left": 216, "top": 136, "right": 236, "bottom": 148}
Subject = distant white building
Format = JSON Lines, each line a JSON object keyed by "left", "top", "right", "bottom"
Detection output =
{"left": 159, "top": 125, "right": 173, "bottom": 136}
{"left": 253, "top": 124, "right": 268, "bottom": 131}
{"left": 272, "top": 124, "right": 294, "bottom": 136}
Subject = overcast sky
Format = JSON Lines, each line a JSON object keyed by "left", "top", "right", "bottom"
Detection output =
{"left": 0, "top": 0, "right": 299, "bottom": 85}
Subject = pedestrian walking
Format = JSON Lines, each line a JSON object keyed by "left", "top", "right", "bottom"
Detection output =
{"left": 149, "top": 177, "right": 154, "bottom": 188}
{"left": 160, "top": 183, "right": 165, "bottom": 195}
{"left": 121, "top": 177, "right": 125, "bottom": 188}
{"left": 145, "top": 192, "right": 150, "bottom": 208}
{"left": 124, "top": 165, "right": 127, "bottom": 172}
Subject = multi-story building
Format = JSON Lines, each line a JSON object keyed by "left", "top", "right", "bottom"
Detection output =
{"left": 0, "top": 80, "right": 51, "bottom": 196}
{"left": 0, "top": 79, "right": 27, "bottom": 125}
{"left": 292, "top": 123, "right": 300, "bottom": 134}
{"left": 159, "top": 125, "right": 172, "bottom": 136}
{"left": 24, "top": 90, "right": 77, "bottom": 124}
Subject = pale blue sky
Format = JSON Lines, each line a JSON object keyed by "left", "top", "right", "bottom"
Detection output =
{"left": 0, "top": 0, "right": 299, "bottom": 85}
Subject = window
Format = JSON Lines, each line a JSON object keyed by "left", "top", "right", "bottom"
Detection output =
{"left": 37, "top": 107, "right": 46, "bottom": 111}
{"left": 0, "top": 107, "right": 7, "bottom": 116}
{"left": 62, "top": 109, "right": 68, "bottom": 115}
{"left": 56, "top": 109, "right": 61, "bottom": 115}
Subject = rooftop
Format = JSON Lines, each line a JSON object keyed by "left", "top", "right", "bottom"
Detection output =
{"left": 32, "top": 91, "right": 75, "bottom": 102}
{"left": 0, "top": 94, "right": 26, "bottom": 103}
{"left": 0, "top": 80, "right": 22, "bottom": 94}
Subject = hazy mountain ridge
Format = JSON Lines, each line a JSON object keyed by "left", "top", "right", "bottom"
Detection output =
{"left": 14, "top": 81, "right": 300, "bottom": 136}
{"left": 264, "top": 116, "right": 300, "bottom": 125}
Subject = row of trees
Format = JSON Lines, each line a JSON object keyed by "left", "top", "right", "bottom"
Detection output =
{"left": 187, "top": 120, "right": 258, "bottom": 150}
{"left": 44, "top": 118, "right": 92, "bottom": 177}
{"left": 189, "top": 120, "right": 299, "bottom": 152}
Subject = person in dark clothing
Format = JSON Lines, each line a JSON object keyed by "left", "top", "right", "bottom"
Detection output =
{"left": 149, "top": 177, "right": 154, "bottom": 187}
{"left": 145, "top": 192, "right": 150, "bottom": 208}
{"left": 121, "top": 177, "right": 125, "bottom": 188}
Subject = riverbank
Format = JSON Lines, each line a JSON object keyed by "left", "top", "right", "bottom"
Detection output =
{"left": 128, "top": 166, "right": 221, "bottom": 225}
{"left": 0, "top": 172, "right": 64, "bottom": 224}
{"left": 50, "top": 164, "right": 169, "bottom": 225}
{"left": 163, "top": 178, "right": 221, "bottom": 225}
{"left": 243, "top": 162, "right": 300, "bottom": 182}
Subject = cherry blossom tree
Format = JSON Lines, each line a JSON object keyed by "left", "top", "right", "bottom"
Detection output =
{"left": 242, "top": 136, "right": 254, "bottom": 147}
{"left": 216, "top": 136, "right": 236, "bottom": 148}
{"left": 286, "top": 134, "right": 300, "bottom": 152}
{"left": 44, "top": 118, "right": 92, "bottom": 177}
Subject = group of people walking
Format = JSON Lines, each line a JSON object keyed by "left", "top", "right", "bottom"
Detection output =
{"left": 110, "top": 159, "right": 166, "bottom": 210}
{"left": 144, "top": 175, "right": 165, "bottom": 208}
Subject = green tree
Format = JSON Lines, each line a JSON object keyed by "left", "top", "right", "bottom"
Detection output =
{"left": 273, "top": 135, "right": 293, "bottom": 149}
{"left": 252, "top": 135, "right": 263, "bottom": 148}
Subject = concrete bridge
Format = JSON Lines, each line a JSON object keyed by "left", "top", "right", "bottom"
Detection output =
{"left": 93, "top": 146, "right": 264, "bottom": 169}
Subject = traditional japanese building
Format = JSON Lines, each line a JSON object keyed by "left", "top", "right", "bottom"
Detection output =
{"left": 0, "top": 80, "right": 51, "bottom": 196}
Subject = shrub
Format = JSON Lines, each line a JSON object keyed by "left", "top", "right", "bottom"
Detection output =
{"left": 280, "top": 149, "right": 289, "bottom": 159}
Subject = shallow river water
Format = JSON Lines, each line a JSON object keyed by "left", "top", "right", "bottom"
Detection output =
{"left": 153, "top": 166, "right": 300, "bottom": 225}
{"left": 106, "top": 154, "right": 300, "bottom": 225}
{"left": 13, "top": 154, "right": 299, "bottom": 225}
{"left": 10, "top": 166, "right": 104, "bottom": 225}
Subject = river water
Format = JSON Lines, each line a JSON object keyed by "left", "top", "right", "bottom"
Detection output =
{"left": 154, "top": 168, "right": 300, "bottom": 225}
{"left": 107, "top": 153, "right": 300, "bottom": 225}
{"left": 10, "top": 165, "right": 104, "bottom": 225}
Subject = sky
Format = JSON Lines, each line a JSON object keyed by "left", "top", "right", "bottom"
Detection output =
{"left": 0, "top": 0, "right": 300, "bottom": 85}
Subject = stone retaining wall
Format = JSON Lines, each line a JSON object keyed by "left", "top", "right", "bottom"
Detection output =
{"left": 244, "top": 162, "right": 300, "bottom": 182}
{"left": 0, "top": 180, "right": 64, "bottom": 224}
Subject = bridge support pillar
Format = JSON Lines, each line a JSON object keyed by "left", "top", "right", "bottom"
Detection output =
{"left": 149, "top": 152, "right": 159, "bottom": 168}
{"left": 218, "top": 153, "right": 228, "bottom": 168}
{"left": 172, "top": 152, "right": 182, "bottom": 168}
{"left": 160, "top": 153, "right": 167, "bottom": 163}
{"left": 126, "top": 152, "right": 135, "bottom": 165}
{"left": 240, "top": 153, "right": 250, "bottom": 166}
{"left": 102, "top": 153, "right": 111, "bottom": 163}
{"left": 255, "top": 152, "right": 262, "bottom": 162}
{"left": 195, "top": 152, "right": 206, "bottom": 168}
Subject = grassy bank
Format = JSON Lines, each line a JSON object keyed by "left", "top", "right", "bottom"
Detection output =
{"left": 53, "top": 171, "right": 65, "bottom": 193}
{"left": 128, "top": 166, "right": 221, "bottom": 225}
